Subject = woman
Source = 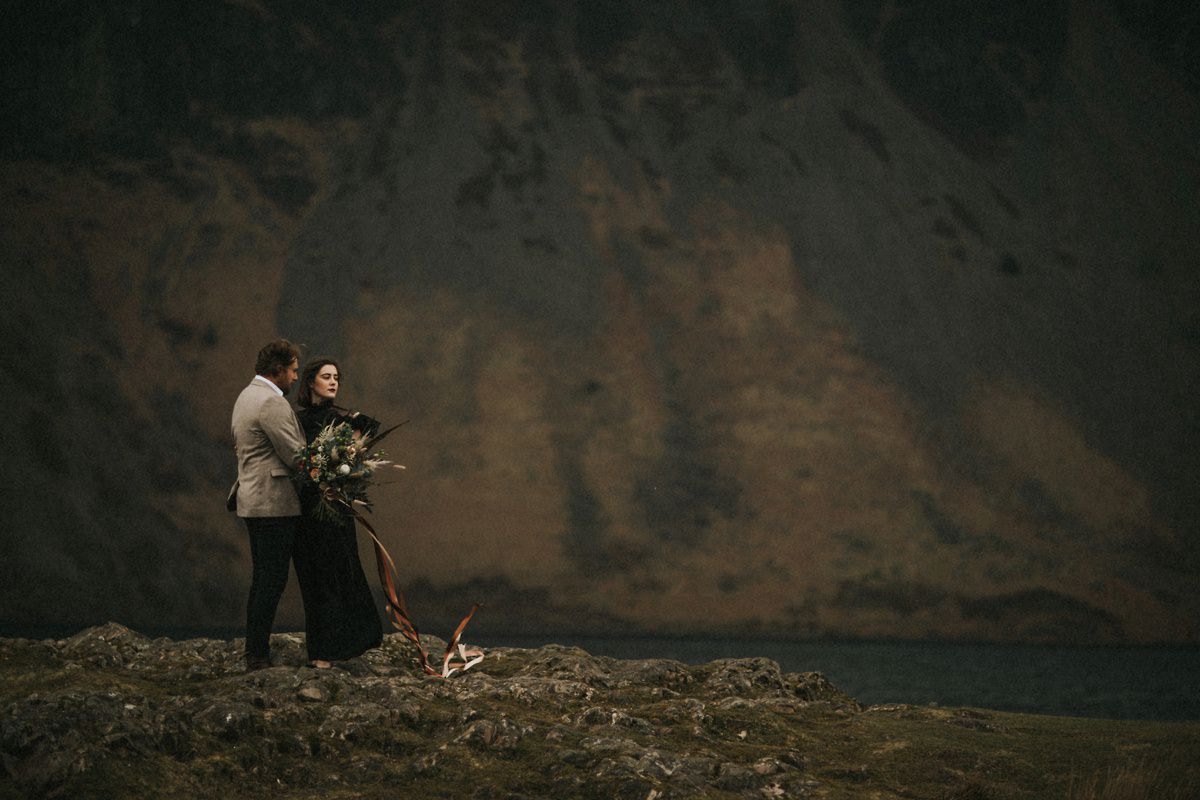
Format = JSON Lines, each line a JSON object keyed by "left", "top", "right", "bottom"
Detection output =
{"left": 293, "top": 357, "right": 384, "bottom": 668}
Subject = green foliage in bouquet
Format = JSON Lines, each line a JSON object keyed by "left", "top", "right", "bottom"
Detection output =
{"left": 294, "top": 421, "right": 402, "bottom": 522}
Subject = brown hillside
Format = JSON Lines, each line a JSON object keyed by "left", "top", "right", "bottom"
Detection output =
{"left": 1, "top": 0, "right": 1196, "bottom": 643}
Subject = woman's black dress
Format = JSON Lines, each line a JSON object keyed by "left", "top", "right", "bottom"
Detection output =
{"left": 293, "top": 403, "right": 383, "bottom": 661}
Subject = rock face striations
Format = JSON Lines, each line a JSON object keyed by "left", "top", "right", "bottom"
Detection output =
{"left": 1, "top": 2, "right": 1198, "bottom": 642}
{"left": 3, "top": 624, "right": 1199, "bottom": 798}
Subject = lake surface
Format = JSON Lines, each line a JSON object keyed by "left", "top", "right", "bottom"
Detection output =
{"left": 473, "top": 634, "right": 1200, "bottom": 722}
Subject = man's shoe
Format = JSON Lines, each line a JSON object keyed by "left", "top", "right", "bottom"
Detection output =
{"left": 246, "top": 655, "right": 271, "bottom": 672}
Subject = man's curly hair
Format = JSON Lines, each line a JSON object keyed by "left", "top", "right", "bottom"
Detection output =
{"left": 254, "top": 339, "right": 301, "bottom": 377}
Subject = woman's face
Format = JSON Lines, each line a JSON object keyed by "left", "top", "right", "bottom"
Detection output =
{"left": 310, "top": 364, "right": 339, "bottom": 402}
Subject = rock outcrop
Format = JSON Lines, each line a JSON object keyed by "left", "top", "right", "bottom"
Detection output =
{"left": 2, "top": 624, "right": 1198, "bottom": 798}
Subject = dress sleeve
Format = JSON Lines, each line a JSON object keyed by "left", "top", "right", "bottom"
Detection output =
{"left": 349, "top": 412, "right": 381, "bottom": 438}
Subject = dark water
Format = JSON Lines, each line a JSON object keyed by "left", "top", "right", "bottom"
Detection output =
{"left": 473, "top": 634, "right": 1200, "bottom": 722}
{"left": 6, "top": 624, "right": 1196, "bottom": 721}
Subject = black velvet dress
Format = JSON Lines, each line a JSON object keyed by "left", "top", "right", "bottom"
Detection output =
{"left": 293, "top": 402, "right": 383, "bottom": 661}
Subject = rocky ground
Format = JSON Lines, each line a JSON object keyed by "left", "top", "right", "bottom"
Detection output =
{"left": 2, "top": 624, "right": 1198, "bottom": 799}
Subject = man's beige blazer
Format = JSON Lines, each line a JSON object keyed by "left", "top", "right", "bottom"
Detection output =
{"left": 229, "top": 378, "right": 306, "bottom": 518}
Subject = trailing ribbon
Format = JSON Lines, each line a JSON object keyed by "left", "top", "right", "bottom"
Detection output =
{"left": 340, "top": 500, "right": 484, "bottom": 678}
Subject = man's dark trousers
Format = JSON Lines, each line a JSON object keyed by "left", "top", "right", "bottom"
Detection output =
{"left": 244, "top": 516, "right": 299, "bottom": 660}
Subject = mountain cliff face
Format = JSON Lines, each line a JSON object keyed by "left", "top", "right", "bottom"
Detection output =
{"left": 1, "top": 0, "right": 1197, "bottom": 643}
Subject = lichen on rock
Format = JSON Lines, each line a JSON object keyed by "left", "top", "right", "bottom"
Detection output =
{"left": 1, "top": 624, "right": 1197, "bottom": 798}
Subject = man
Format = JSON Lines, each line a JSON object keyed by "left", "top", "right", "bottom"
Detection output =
{"left": 229, "top": 339, "right": 306, "bottom": 670}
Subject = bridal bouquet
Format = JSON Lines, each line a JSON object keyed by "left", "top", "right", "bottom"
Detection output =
{"left": 295, "top": 421, "right": 403, "bottom": 521}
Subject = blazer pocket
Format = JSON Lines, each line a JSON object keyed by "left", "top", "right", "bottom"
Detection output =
{"left": 269, "top": 467, "right": 292, "bottom": 478}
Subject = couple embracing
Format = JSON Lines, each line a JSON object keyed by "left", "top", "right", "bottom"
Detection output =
{"left": 229, "top": 339, "right": 382, "bottom": 671}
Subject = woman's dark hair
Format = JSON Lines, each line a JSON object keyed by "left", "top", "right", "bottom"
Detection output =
{"left": 297, "top": 357, "right": 341, "bottom": 408}
{"left": 254, "top": 339, "right": 300, "bottom": 377}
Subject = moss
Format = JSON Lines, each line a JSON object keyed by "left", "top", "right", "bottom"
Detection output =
{"left": 4, "top": 632, "right": 1199, "bottom": 798}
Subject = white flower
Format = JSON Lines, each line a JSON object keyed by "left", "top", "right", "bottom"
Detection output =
{"left": 338, "top": 463, "right": 351, "bottom": 476}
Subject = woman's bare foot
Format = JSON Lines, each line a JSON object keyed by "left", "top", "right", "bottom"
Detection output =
{"left": 309, "top": 659, "right": 332, "bottom": 669}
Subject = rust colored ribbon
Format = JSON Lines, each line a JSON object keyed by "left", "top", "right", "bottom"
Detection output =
{"left": 339, "top": 499, "right": 483, "bottom": 678}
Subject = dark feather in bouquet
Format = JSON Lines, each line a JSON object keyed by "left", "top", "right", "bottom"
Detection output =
{"left": 294, "top": 420, "right": 406, "bottom": 522}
